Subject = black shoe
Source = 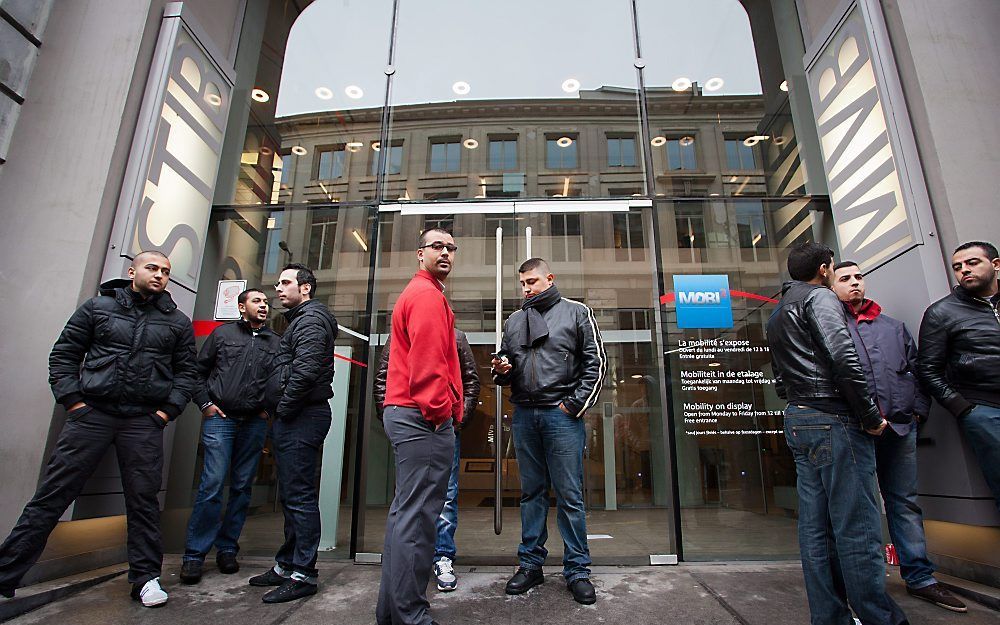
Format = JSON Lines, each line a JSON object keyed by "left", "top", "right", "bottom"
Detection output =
{"left": 568, "top": 578, "right": 596, "bottom": 605}
{"left": 249, "top": 567, "right": 289, "bottom": 587}
{"left": 505, "top": 567, "right": 544, "bottom": 595}
{"left": 1, "top": 588, "right": 13, "bottom": 599}
{"left": 216, "top": 551, "right": 239, "bottom": 574}
{"left": 906, "top": 584, "right": 967, "bottom": 612}
{"left": 180, "top": 560, "right": 203, "bottom": 584}
{"left": 262, "top": 579, "right": 317, "bottom": 603}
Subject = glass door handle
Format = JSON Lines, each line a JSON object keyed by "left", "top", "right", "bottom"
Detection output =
{"left": 494, "top": 226, "right": 503, "bottom": 535}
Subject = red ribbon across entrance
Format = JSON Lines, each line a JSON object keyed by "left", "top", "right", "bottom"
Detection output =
{"left": 193, "top": 320, "right": 368, "bottom": 367}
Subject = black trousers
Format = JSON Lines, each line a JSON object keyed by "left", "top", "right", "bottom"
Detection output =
{"left": 271, "top": 403, "right": 332, "bottom": 579}
{"left": 0, "top": 406, "right": 165, "bottom": 590}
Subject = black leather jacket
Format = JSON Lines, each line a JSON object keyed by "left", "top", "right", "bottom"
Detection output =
{"left": 265, "top": 299, "right": 339, "bottom": 420}
{"left": 917, "top": 283, "right": 1000, "bottom": 417}
{"left": 48, "top": 279, "right": 198, "bottom": 420}
{"left": 492, "top": 297, "right": 607, "bottom": 417}
{"left": 766, "top": 281, "right": 880, "bottom": 429}
{"left": 374, "top": 329, "right": 481, "bottom": 429}
{"left": 193, "top": 320, "right": 280, "bottom": 417}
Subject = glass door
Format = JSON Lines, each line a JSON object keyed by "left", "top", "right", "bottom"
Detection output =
{"left": 361, "top": 199, "right": 677, "bottom": 564}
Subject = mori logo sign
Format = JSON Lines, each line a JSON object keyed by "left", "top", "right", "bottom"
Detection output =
{"left": 673, "top": 275, "right": 734, "bottom": 329}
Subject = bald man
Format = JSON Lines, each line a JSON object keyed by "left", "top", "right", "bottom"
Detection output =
{"left": 0, "top": 251, "right": 198, "bottom": 607}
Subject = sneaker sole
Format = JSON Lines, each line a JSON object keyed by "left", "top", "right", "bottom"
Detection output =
{"left": 141, "top": 596, "right": 168, "bottom": 608}
{"left": 437, "top": 583, "right": 457, "bottom": 592}
{"left": 907, "top": 592, "right": 968, "bottom": 613}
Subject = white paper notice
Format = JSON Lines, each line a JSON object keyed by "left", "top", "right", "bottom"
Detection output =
{"left": 214, "top": 279, "right": 247, "bottom": 320}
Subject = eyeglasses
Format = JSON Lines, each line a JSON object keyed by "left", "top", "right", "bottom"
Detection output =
{"left": 419, "top": 242, "right": 458, "bottom": 252}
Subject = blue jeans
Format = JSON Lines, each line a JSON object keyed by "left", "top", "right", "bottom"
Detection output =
{"left": 874, "top": 426, "right": 936, "bottom": 589}
{"left": 433, "top": 433, "right": 461, "bottom": 561}
{"left": 183, "top": 415, "right": 267, "bottom": 562}
{"left": 512, "top": 405, "right": 591, "bottom": 583}
{"left": 272, "top": 404, "right": 332, "bottom": 578}
{"left": 783, "top": 404, "right": 907, "bottom": 625}
{"left": 961, "top": 404, "right": 1000, "bottom": 512}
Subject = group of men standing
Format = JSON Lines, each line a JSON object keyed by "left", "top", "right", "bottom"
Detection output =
{"left": 0, "top": 233, "right": 995, "bottom": 624}
{"left": 767, "top": 240, "right": 1000, "bottom": 624}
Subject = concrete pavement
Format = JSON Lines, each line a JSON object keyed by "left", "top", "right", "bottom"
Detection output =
{"left": 2, "top": 557, "right": 998, "bottom": 624}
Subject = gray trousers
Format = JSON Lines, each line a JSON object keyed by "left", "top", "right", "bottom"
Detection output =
{"left": 376, "top": 406, "right": 454, "bottom": 625}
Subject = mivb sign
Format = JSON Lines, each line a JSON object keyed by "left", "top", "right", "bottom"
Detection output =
{"left": 673, "top": 275, "right": 734, "bottom": 329}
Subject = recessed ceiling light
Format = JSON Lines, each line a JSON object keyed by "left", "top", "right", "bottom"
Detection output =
{"left": 251, "top": 88, "right": 269, "bottom": 102}
{"left": 556, "top": 136, "right": 573, "bottom": 148}
{"left": 345, "top": 85, "right": 364, "bottom": 99}
{"left": 679, "top": 136, "right": 695, "bottom": 147}
{"left": 709, "top": 192, "right": 720, "bottom": 196}
{"left": 650, "top": 136, "right": 667, "bottom": 147}
{"left": 371, "top": 141, "right": 381, "bottom": 151}
{"left": 259, "top": 146, "right": 273, "bottom": 156}
{"left": 315, "top": 86, "right": 333, "bottom": 100}
{"left": 346, "top": 141, "right": 363, "bottom": 152}
{"left": 773, "top": 136, "right": 787, "bottom": 146}
{"left": 291, "top": 145, "right": 307, "bottom": 156}
{"left": 562, "top": 78, "right": 580, "bottom": 93}
{"left": 671, "top": 77, "right": 692, "bottom": 92}
{"left": 630, "top": 374, "right": 643, "bottom": 379}
{"left": 206, "top": 93, "right": 222, "bottom": 106}
{"left": 452, "top": 81, "right": 470, "bottom": 95}
{"left": 463, "top": 138, "right": 479, "bottom": 149}
{"left": 709, "top": 362, "right": 721, "bottom": 367}
{"left": 779, "top": 80, "right": 789, "bottom": 92}
{"left": 704, "top": 77, "right": 724, "bottom": 91}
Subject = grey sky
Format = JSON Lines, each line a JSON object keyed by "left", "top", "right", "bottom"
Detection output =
{"left": 276, "top": 0, "right": 763, "bottom": 118}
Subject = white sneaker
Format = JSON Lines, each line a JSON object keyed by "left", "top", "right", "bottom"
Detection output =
{"left": 433, "top": 557, "right": 457, "bottom": 591}
{"left": 136, "top": 577, "right": 168, "bottom": 607}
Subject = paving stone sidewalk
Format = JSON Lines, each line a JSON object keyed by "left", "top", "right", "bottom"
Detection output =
{"left": 3, "top": 557, "right": 997, "bottom": 624}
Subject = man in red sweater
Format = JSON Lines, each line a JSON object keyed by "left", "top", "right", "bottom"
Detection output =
{"left": 376, "top": 227, "right": 463, "bottom": 625}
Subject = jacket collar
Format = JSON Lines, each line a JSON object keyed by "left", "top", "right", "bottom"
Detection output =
{"left": 845, "top": 298, "right": 882, "bottom": 323}
{"left": 954, "top": 281, "right": 1000, "bottom": 307}
{"left": 282, "top": 298, "right": 322, "bottom": 323}
{"left": 99, "top": 278, "right": 177, "bottom": 313}
{"left": 237, "top": 317, "right": 272, "bottom": 335}
{"left": 414, "top": 269, "right": 446, "bottom": 292}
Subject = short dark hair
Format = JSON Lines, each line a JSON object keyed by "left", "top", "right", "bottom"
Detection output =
{"left": 954, "top": 241, "right": 999, "bottom": 261}
{"left": 418, "top": 227, "right": 452, "bottom": 248}
{"left": 518, "top": 257, "right": 551, "bottom": 274}
{"left": 282, "top": 263, "right": 317, "bottom": 297}
{"left": 787, "top": 242, "right": 835, "bottom": 281}
{"left": 132, "top": 250, "right": 168, "bottom": 267}
{"left": 832, "top": 260, "right": 860, "bottom": 272}
{"left": 237, "top": 288, "right": 267, "bottom": 305}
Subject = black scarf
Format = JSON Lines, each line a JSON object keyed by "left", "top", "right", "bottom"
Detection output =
{"left": 520, "top": 285, "right": 561, "bottom": 347}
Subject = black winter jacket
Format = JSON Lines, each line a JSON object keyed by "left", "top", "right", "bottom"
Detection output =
{"left": 917, "top": 283, "right": 1000, "bottom": 417}
{"left": 48, "top": 279, "right": 198, "bottom": 420}
{"left": 373, "top": 329, "right": 481, "bottom": 428}
{"left": 493, "top": 297, "right": 607, "bottom": 417}
{"left": 844, "top": 301, "right": 930, "bottom": 424}
{"left": 765, "top": 281, "right": 880, "bottom": 429}
{"left": 193, "top": 320, "right": 281, "bottom": 417}
{"left": 265, "top": 299, "right": 339, "bottom": 420}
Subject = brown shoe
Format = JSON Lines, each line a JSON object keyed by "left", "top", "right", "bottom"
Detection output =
{"left": 906, "top": 584, "right": 968, "bottom": 612}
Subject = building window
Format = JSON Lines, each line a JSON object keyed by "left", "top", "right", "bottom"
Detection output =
{"left": 424, "top": 191, "right": 460, "bottom": 201}
{"left": 423, "top": 214, "right": 454, "bottom": 233}
{"left": 665, "top": 136, "right": 697, "bottom": 171}
{"left": 546, "top": 135, "right": 578, "bottom": 169}
{"left": 607, "top": 135, "right": 637, "bottom": 167}
{"left": 371, "top": 141, "right": 404, "bottom": 175}
{"left": 378, "top": 212, "right": 395, "bottom": 267}
{"left": 736, "top": 201, "right": 770, "bottom": 262}
{"left": 675, "top": 203, "right": 706, "bottom": 262}
{"left": 613, "top": 210, "right": 646, "bottom": 261}
{"left": 486, "top": 215, "right": 515, "bottom": 265}
{"left": 307, "top": 213, "right": 339, "bottom": 270}
{"left": 725, "top": 138, "right": 758, "bottom": 170}
{"left": 489, "top": 138, "right": 518, "bottom": 170}
{"left": 550, "top": 213, "right": 582, "bottom": 262}
{"left": 316, "top": 147, "right": 345, "bottom": 179}
{"left": 429, "top": 139, "right": 461, "bottom": 173}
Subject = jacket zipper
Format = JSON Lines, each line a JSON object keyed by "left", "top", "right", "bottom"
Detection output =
{"left": 973, "top": 296, "right": 1000, "bottom": 327}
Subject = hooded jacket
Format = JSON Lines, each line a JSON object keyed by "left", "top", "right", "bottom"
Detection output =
{"left": 48, "top": 279, "right": 198, "bottom": 421}
{"left": 917, "top": 282, "right": 1000, "bottom": 417}
{"left": 843, "top": 299, "right": 930, "bottom": 426}
{"left": 265, "top": 298, "right": 339, "bottom": 420}
{"left": 765, "top": 281, "right": 880, "bottom": 429}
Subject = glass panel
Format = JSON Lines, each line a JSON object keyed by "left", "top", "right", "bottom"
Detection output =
{"left": 386, "top": 0, "right": 644, "bottom": 200}
{"left": 655, "top": 197, "right": 826, "bottom": 559}
{"left": 636, "top": 0, "right": 812, "bottom": 198}
{"left": 179, "top": 203, "right": 377, "bottom": 558}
